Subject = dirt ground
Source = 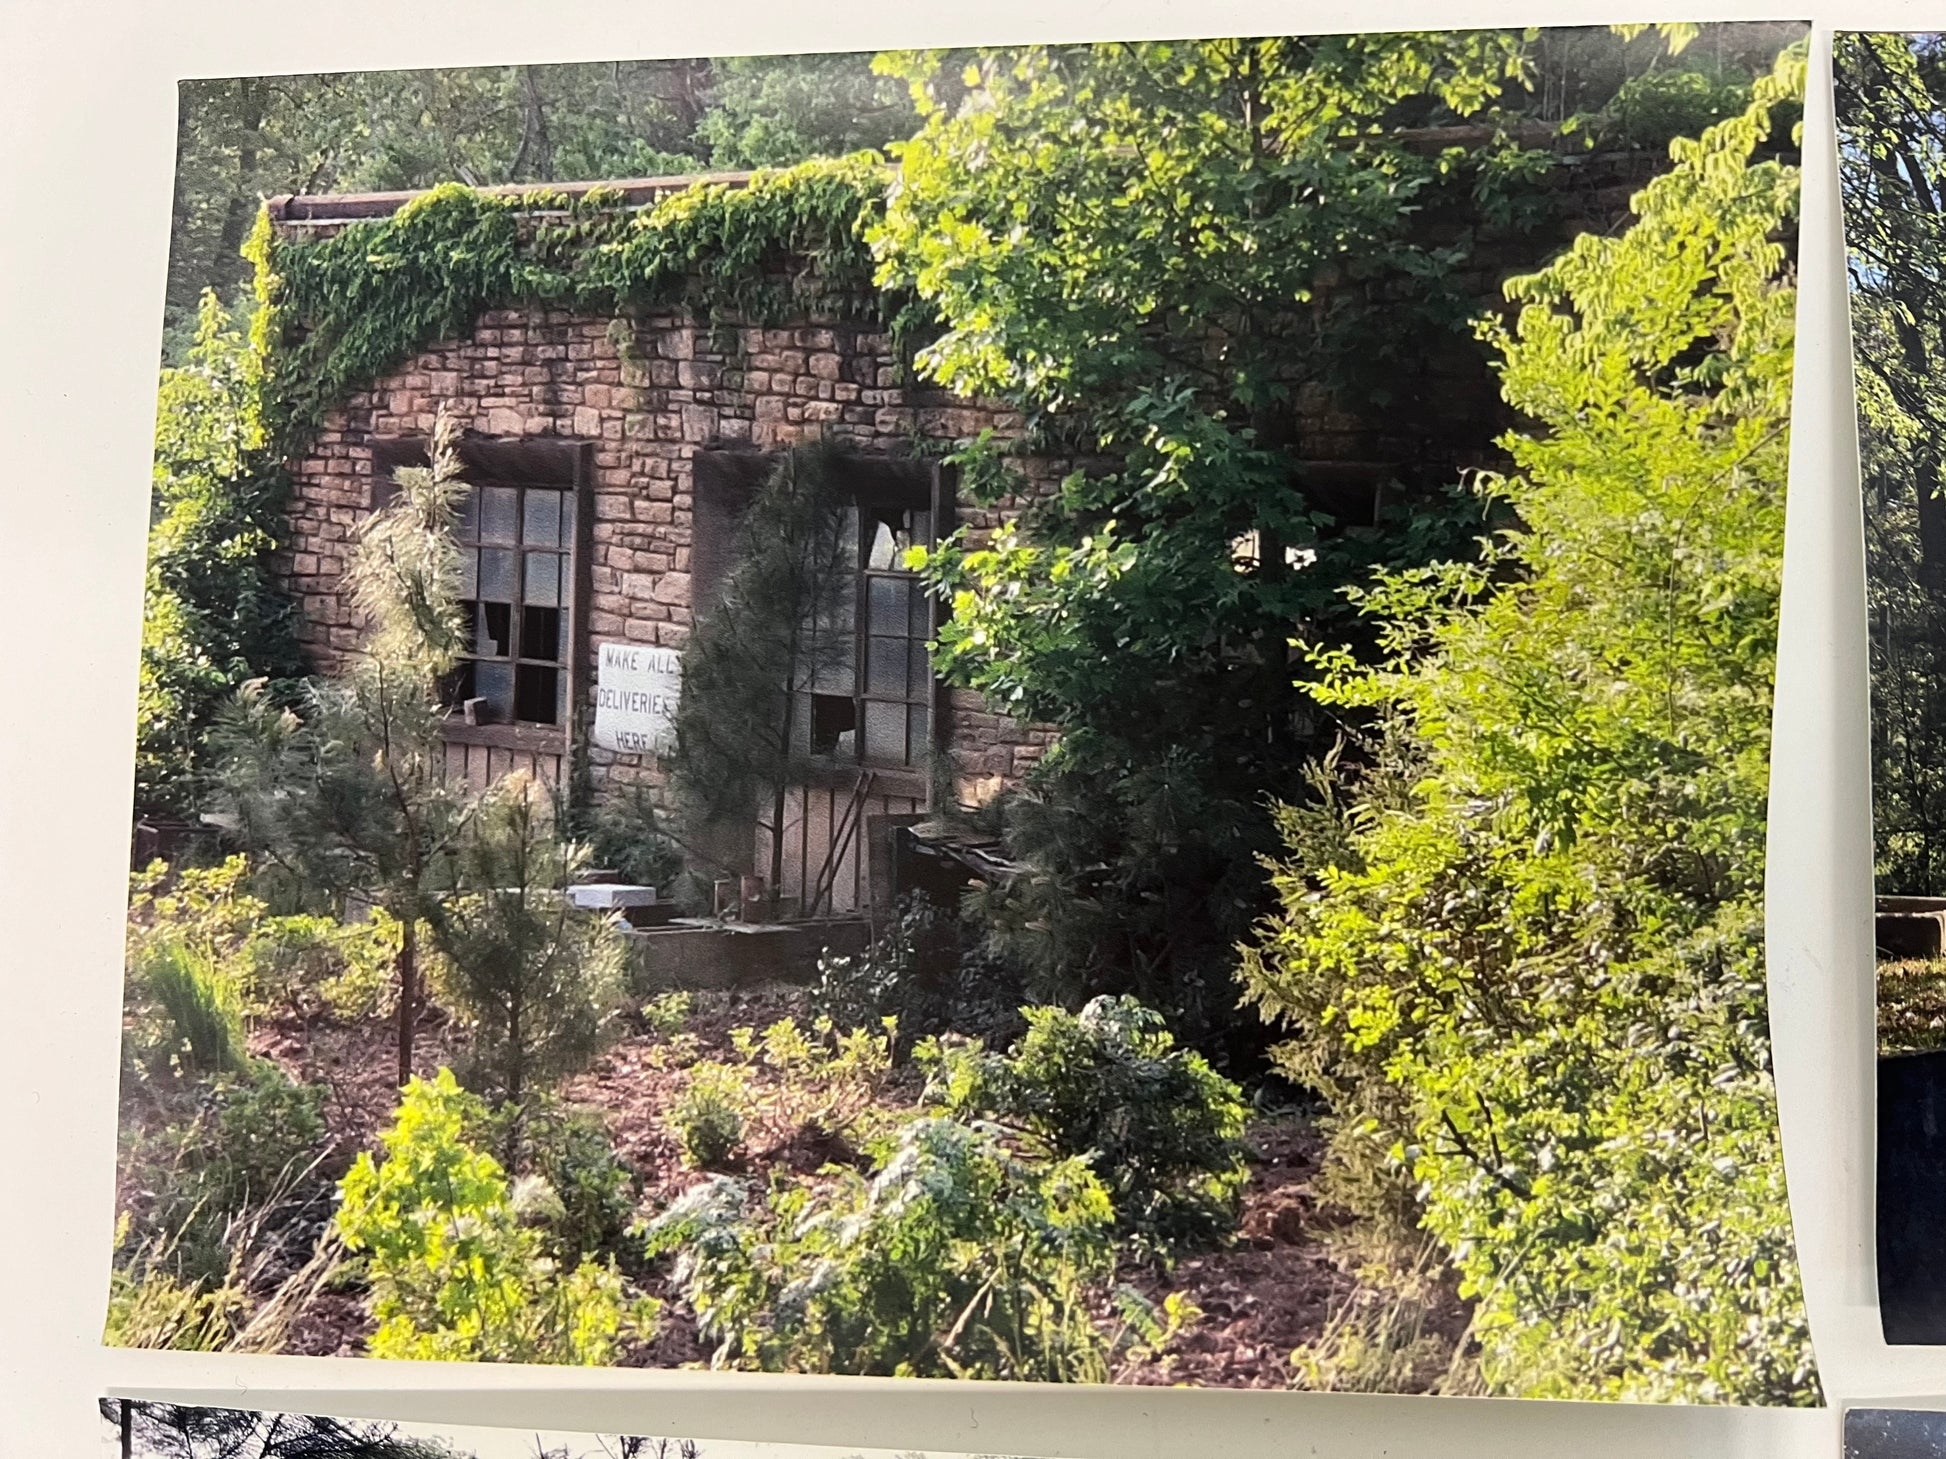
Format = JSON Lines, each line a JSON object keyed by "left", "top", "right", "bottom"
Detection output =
{"left": 182, "top": 984, "right": 1467, "bottom": 1386}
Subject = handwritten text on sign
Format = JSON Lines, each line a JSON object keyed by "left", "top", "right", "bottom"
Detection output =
{"left": 592, "top": 642, "right": 682, "bottom": 755}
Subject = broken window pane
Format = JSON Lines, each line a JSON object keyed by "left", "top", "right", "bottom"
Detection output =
{"left": 479, "top": 602, "right": 513, "bottom": 658}
{"left": 514, "top": 664, "right": 560, "bottom": 725}
{"left": 521, "top": 605, "right": 562, "bottom": 661}
{"left": 811, "top": 693, "right": 857, "bottom": 756}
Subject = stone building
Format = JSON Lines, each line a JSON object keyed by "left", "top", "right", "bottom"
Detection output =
{"left": 266, "top": 155, "right": 1655, "bottom": 925}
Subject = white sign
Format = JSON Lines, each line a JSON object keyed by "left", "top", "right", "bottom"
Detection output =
{"left": 592, "top": 642, "right": 682, "bottom": 755}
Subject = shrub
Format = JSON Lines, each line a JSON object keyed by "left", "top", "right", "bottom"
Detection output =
{"left": 810, "top": 893, "right": 1026, "bottom": 1052}
{"left": 644, "top": 1116, "right": 1113, "bottom": 1380}
{"left": 134, "top": 1060, "right": 330, "bottom": 1285}
{"left": 140, "top": 940, "right": 248, "bottom": 1076}
{"left": 245, "top": 910, "right": 402, "bottom": 1020}
{"left": 433, "top": 771, "right": 630, "bottom": 1109}
{"left": 334, "top": 1069, "right": 655, "bottom": 1364}
{"left": 1238, "top": 66, "right": 1817, "bottom": 1405}
{"left": 478, "top": 1097, "right": 638, "bottom": 1265}
{"left": 922, "top": 995, "right": 1249, "bottom": 1253}
{"left": 585, "top": 779, "right": 685, "bottom": 891}
{"left": 672, "top": 1066, "right": 746, "bottom": 1170}
{"left": 642, "top": 990, "right": 694, "bottom": 1039}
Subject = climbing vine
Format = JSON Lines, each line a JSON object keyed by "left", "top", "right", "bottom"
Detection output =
{"left": 248, "top": 153, "right": 905, "bottom": 461}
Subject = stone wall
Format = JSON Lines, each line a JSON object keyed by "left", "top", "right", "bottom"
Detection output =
{"left": 280, "top": 303, "right": 1056, "bottom": 807}
{"left": 275, "top": 149, "right": 1663, "bottom": 814}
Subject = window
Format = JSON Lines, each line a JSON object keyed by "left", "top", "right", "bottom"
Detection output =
{"left": 800, "top": 497, "right": 937, "bottom": 770}
{"left": 370, "top": 437, "right": 587, "bottom": 739}
{"left": 450, "top": 480, "right": 575, "bottom": 727}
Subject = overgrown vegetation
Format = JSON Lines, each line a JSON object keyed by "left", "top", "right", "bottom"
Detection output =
{"left": 1240, "top": 58, "right": 1814, "bottom": 1403}
{"left": 116, "top": 24, "right": 1818, "bottom": 1400}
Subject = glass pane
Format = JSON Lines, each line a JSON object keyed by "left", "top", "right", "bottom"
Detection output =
{"left": 868, "top": 636, "right": 906, "bottom": 697}
{"left": 868, "top": 519, "right": 899, "bottom": 570}
{"left": 456, "top": 601, "right": 479, "bottom": 654}
{"left": 908, "top": 584, "right": 931, "bottom": 637}
{"left": 514, "top": 664, "right": 560, "bottom": 725}
{"left": 458, "top": 549, "right": 478, "bottom": 598}
{"left": 913, "top": 509, "right": 932, "bottom": 547}
{"left": 807, "top": 626, "right": 854, "bottom": 695}
{"left": 863, "top": 699, "right": 906, "bottom": 766}
{"left": 521, "top": 605, "right": 562, "bottom": 663}
{"left": 478, "top": 602, "right": 512, "bottom": 658}
{"left": 868, "top": 576, "right": 907, "bottom": 633}
{"left": 474, "top": 661, "right": 513, "bottom": 718}
{"left": 524, "top": 552, "right": 560, "bottom": 608}
{"left": 480, "top": 548, "right": 516, "bottom": 600}
{"left": 523, "top": 489, "right": 562, "bottom": 548}
{"left": 559, "top": 490, "right": 576, "bottom": 541}
{"left": 907, "top": 704, "right": 931, "bottom": 757}
{"left": 457, "top": 486, "right": 480, "bottom": 540}
{"left": 909, "top": 640, "right": 932, "bottom": 698}
{"left": 481, "top": 486, "right": 518, "bottom": 544}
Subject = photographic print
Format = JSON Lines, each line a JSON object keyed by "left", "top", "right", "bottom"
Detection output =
{"left": 110, "top": 24, "right": 1816, "bottom": 1400}
{"left": 1847, "top": 1408, "right": 1946, "bottom": 1459}
{"left": 1835, "top": 30, "right": 1946, "bottom": 1347}
{"left": 98, "top": 1400, "right": 1000, "bottom": 1459}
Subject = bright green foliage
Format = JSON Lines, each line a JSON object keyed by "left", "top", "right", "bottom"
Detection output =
{"left": 671, "top": 1067, "right": 746, "bottom": 1170}
{"left": 1239, "top": 59, "right": 1816, "bottom": 1403}
{"left": 922, "top": 996, "right": 1249, "bottom": 1253}
{"left": 1836, "top": 34, "right": 1946, "bottom": 895}
{"left": 433, "top": 771, "right": 629, "bottom": 1111}
{"left": 644, "top": 1116, "right": 1113, "bottom": 1379}
{"left": 138, "top": 295, "right": 301, "bottom": 812}
{"left": 872, "top": 36, "right": 1547, "bottom": 1041}
{"left": 335, "top": 1069, "right": 654, "bottom": 1364}
{"left": 138, "top": 941, "right": 248, "bottom": 1076}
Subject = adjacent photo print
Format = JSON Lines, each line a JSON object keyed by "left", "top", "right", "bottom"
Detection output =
{"left": 99, "top": 1400, "right": 997, "bottom": 1459}
{"left": 1835, "top": 29, "right": 1946, "bottom": 1347}
{"left": 109, "top": 23, "right": 1816, "bottom": 1400}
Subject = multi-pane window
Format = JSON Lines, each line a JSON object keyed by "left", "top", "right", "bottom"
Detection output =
{"left": 449, "top": 480, "right": 576, "bottom": 728}
{"left": 797, "top": 498, "right": 936, "bottom": 771}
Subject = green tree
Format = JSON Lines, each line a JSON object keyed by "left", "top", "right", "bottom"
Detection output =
{"left": 1835, "top": 33, "right": 1946, "bottom": 893}
{"left": 666, "top": 444, "right": 856, "bottom": 900}
{"left": 1238, "top": 57, "right": 1815, "bottom": 1402}
{"left": 434, "top": 770, "right": 629, "bottom": 1123}
{"left": 873, "top": 35, "right": 1546, "bottom": 1040}
{"left": 695, "top": 53, "right": 919, "bottom": 167}
{"left": 138, "top": 293, "right": 301, "bottom": 813}
{"left": 213, "top": 411, "right": 472, "bottom": 1084}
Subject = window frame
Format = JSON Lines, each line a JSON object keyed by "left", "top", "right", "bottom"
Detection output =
{"left": 370, "top": 436, "right": 594, "bottom": 757}
{"left": 692, "top": 449, "right": 953, "bottom": 802}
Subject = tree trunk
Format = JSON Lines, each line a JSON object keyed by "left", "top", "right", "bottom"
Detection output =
{"left": 395, "top": 916, "right": 419, "bottom": 1087}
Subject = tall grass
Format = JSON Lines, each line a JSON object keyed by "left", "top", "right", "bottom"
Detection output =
{"left": 143, "top": 939, "right": 246, "bottom": 1073}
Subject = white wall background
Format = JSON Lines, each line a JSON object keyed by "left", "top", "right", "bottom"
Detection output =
{"left": 0, "top": 2, "right": 1931, "bottom": 1453}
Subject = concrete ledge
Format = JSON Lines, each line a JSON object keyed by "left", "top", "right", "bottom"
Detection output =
{"left": 624, "top": 918, "right": 870, "bottom": 991}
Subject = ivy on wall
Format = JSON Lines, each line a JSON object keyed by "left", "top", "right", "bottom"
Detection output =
{"left": 247, "top": 152, "right": 906, "bottom": 460}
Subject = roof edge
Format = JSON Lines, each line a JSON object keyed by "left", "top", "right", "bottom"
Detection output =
{"left": 267, "top": 171, "right": 760, "bottom": 226}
